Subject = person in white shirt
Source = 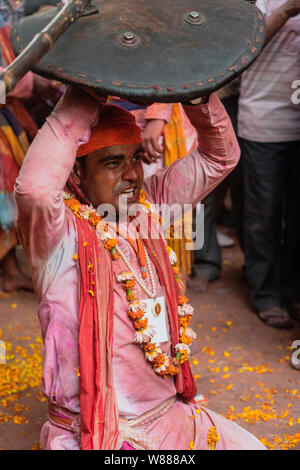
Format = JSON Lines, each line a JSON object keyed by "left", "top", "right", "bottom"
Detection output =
{"left": 238, "top": 0, "right": 300, "bottom": 328}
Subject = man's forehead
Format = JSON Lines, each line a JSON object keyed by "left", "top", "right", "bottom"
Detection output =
{"left": 90, "top": 143, "right": 142, "bottom": 159}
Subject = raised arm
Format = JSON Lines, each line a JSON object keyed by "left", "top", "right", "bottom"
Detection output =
{"left": 261, "top": 0, "right": 300, "bottom": 46}
{"left": 144, "top": 93, "right": 240, "bottom": 208}
{"left": 15, "top": 87, "right": 102, "bottom": 268}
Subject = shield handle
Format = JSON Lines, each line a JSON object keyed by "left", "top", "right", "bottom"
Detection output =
{"left": 0, "top": 0, "right": 94, "bottom": 93}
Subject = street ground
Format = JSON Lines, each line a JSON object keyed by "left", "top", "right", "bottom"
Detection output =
{"left": 0, "top": 233, "right": 299, "bottom": 450}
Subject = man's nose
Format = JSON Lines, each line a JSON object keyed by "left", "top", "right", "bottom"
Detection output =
{"left": 122, "top": 162, "right": 139, "bottom": 182}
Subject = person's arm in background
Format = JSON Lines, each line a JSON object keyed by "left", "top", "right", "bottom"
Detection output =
{"left": 141, "top": 103, "right": 173, "bottom": 162}
{"left": 144, "top": 93, "right": 240, "bottom": 209}
{"left": 259, "top": 0, "right": 300, "bottom": 46}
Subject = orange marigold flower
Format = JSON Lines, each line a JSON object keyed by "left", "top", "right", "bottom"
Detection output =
{"left": 172, "top": 267, "right": 179, "bottom": 275}
{"left": 139, "top": 190, "right": 146, "bottom": 202}
{"left": 143, "top": 342, "right": 157, "bottom": 353}
{"left": 89, "top": 213, "right": 101, "bottom": 226}
{"left": 179, "top": 315, "right": 192, "bottom": 328}
{"left": 128, "top": 309, "right": 144, "bottom": 321}
{"left": 168, "top": 363, "right": 180, "bottom": 375}
{"left": 180, "top": 333, "right": 193, "bottom": 346}
{"left": 178, "top": 295, "right": 189, "bottom": 306}
{"left": 153, "top": 354, "right": 167, "bottom": 368}
{"left": 65, "top": 198, "right": 81, "bottom": 212}
{"left": 133, "top": 318, "right": 148, "bottom": 330}
{"left": 127, "top": 293, "right": 137, "bottom": 302}
{"left": 104, "top": 239, "right": 118, "bottom": 251}
{"left": 124, "top": 279, "right": 136, "bottom": 289}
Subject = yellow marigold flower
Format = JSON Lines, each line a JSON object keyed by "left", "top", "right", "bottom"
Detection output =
{"left": 179, "top": 316, "right": 192, "bottom": 328}
{"left": 180, "top": 333, "right": 193, "bottom": 346}
{"left": 65, "top": 198, "right": 81, "bottom": 212}
{"left": 177, "top": 350, "right": 188, "bottom": 364}
{"left": 88, "top": 213, "right": 101, "bottom": 226}
{"left": 139, "top": 189, "right": 146, "bottom": 200}
{"left": 73, "top": 253, "right": 78, "bottom": 261}
{"left": 202, "top": 346, "right": 215, "bottom": 356}
{"left": 207, "top": 426, "right": 220, "bottom": 450}
{"left": 168, "top": 363, "right": 180, "bottom": 375}
{"left": 104, "top": 239, "right": 118, "bottom": 250}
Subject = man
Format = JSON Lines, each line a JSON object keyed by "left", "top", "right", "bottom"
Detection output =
{"left": 238, "top": 0, "right": 300, "bottom": 328}
{"left": 15, "top": 86, "right": 265, "bottom": 449}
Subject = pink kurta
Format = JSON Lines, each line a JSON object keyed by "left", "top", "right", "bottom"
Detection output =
{"left": 15, "top": 88, "right": 264, "bottom": 450}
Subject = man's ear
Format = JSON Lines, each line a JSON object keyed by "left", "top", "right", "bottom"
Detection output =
{"left": 73, "top": 160, "right": 82, "bottom": 186}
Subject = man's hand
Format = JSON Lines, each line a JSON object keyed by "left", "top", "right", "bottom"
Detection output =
{"left": 33, "top": 75, "right": 62, "bottom": 103}
{"left": 264, "top": 0, "right": 300, "bottom": 45}
{"left": 141, "top": 119, "right": 165, "bottom": 163}
{"left": 83, "top": 87, "right": 108, "bottom": 105}
{"left": 281, "top": 0, "right": 300, "bottom": 18}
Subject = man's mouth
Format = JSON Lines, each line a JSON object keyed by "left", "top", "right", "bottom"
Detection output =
{"left": 119, "top": 186, "right": 138, "bottom": 200}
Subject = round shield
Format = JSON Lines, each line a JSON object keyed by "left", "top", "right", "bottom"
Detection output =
{"left": 11, "top": 0, "right": 266, "bottom": 102}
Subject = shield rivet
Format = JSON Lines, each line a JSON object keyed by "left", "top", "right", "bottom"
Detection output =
{"left": 189, "top": 11, "right": 200, "bottom": 19}
{"left": 123, "top": 31, "right": 135, "bottom": 41}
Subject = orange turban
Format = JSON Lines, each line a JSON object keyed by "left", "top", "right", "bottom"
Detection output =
{"left": 77, "top": 103, "right": 142, "bottom": 158}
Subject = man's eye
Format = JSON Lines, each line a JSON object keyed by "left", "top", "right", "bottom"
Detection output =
{"left": 105, "top": 160, "right": 120, "bottom": 168}
{"left": 133, "top": 153, "right": 142, "bottom": 162}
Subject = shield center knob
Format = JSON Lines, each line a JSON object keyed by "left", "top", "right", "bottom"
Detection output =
{"left": 184, "top": 11, "right": 206, "bottom": 25}
{"left": 119, "top": 31, "right": 141, "bottom": 48}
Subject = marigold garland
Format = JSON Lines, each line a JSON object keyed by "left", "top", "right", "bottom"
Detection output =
{"left": 63, "top": 190, "right": 197, "bottom": 377}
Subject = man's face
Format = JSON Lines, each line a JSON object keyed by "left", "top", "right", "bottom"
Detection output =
{"left": 77, "top": 143, "right": 144, "bottom": 214}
